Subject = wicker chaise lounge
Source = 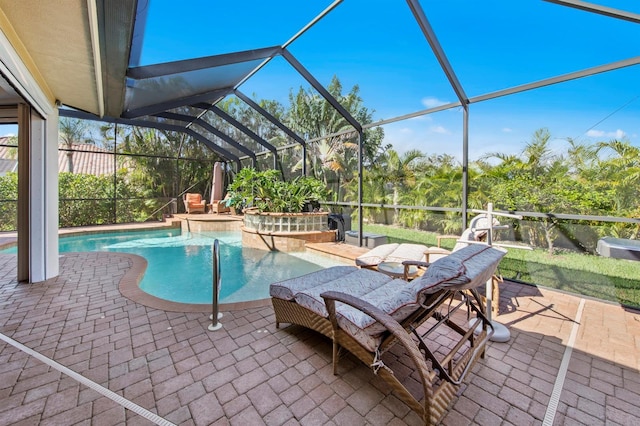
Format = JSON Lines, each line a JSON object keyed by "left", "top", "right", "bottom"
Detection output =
{"left": 355, "top": 242, "right": 452, "bottom": 279}
{"left": 270, "top": 244, "right": 506, "bottom": 424}
{"left": 355, "top": 243, "right": 429, "bottom": 268}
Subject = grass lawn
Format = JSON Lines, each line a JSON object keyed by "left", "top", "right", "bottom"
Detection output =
{"left": 361, "top": 223, "right": 640, "bottom": 310}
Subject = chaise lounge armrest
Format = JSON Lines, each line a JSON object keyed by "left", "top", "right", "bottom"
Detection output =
{"left": 321, "top": 289, "right": 494, "bottom": 386}
{"left": 321, "top": 290, "right": 426, "bottom": 370}
{"left": 401, "top": 259, "right": 431, "bottom": 280}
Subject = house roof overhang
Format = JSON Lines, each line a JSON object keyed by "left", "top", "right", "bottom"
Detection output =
{"left": 0, "top": 0, "right": 136, "bottom": 118}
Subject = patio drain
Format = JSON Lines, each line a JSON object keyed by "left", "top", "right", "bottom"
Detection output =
{"left": 0, "top": 331, "right": 175, "bottom": 426}
{"left": 543, "top": 298, "right": 585, "bottom": 426}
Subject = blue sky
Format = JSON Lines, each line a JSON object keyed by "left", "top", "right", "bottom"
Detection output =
{"left": 74, "top": 1, "right": 640, "bottom": 160}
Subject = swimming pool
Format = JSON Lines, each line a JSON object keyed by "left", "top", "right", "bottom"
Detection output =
{"left": 2, "top": 229, "right": 349, "bottom": 304}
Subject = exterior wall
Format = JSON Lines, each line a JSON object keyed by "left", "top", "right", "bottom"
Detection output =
{"left": 242, "top": 227, "right": 337, "bottom": 252}
{"left": 26, "top": 107, "right": 60, "bottom": 282}
{"left": 0, "top": 17, "right": 59, "bottom": 282}
{"left": 241, "top": 212, "right": 335, "bottom": 251}
{"left": 243, "top": 211, "right": 329, "bottom": 233}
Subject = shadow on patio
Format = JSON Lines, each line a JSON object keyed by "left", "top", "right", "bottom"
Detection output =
{"left": 0, "top": 251, "right": 638, "bottom": 425}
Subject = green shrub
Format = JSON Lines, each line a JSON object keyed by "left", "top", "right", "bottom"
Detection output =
{"left": 0, "top": 172, "right": 17, "bottom": 231}
{"left": 226, "top": 168, "right": 329, "bottom": 213}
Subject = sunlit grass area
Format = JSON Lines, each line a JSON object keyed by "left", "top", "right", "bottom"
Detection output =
{"left": 361, "top": 223, "right": 640, "bottom": 309}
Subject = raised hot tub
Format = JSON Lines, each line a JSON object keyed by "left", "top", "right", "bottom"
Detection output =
{"left": 243, "top": 211, "right": 329, "bottom": 233}
{"left": 242, "top": 211, "right": 336, "bottom": 251}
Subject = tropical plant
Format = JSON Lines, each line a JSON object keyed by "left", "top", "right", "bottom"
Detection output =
{"left": 225, "top": 168, "right": 329, "bottom": 213}
{"left": 58, "top": 172, "right": 111, "bottom": 226}
{"left": 286, "top": 76, "right": 384, "bottom": 202}
{"left": 382, "top": 149, "right": 424, "bottom": 224}
{"left": 480, "top": 128, "right": 603, "bottom": 253}
{"left": 409, "top": 153, "right": 465, "bottom": 232}
{"left": 119, "top": 127, "right": 218, "bottom": 207}
{"left": 594, "top": 140, "right": 640, "bottom": 215}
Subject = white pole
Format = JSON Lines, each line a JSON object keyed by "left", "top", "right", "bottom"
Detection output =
{"left": 485, "top": 203, "right": 510, "bottom": 342}
{"left": 485, "top": 203, "right": 495, "bottom": 322}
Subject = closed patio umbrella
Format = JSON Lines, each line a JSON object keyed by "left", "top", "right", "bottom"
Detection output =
{"left": 211, "top": 162, "right": 224, "bottom": 204}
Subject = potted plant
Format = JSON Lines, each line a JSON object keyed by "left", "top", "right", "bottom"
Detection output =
{"left": 223, "top": 192, "right": 245, "bottom": 215}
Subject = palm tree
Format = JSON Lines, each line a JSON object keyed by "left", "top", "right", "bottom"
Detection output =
{"left": 409, "top": 154, "right": 465, "bottom": 233}
{"left": 286, "top": 77, "right": 384, "bottom": 200}
{"left": 566, "top": 138, "right": 598, "bottom": 177}
{"left": 379, "top": 148, "right": 424, "bottom": 224}
{"left": 59, "top": 117, "right": 93, "bottom": 173}
{"left": 594, "top": 139, "right": 640, "bottom": 216}
{"left": 287, "top": 79, "right": 356, "bottom": 175}
{"left": 481, "top": 128, "right": 573, "bottom": 254}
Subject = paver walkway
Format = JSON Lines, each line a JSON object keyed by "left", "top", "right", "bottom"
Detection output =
{"left": 0, "top": 250, "right": 638, "bottom": 425}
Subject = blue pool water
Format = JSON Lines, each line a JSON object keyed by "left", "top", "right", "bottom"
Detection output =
{"left": 2, "top": 229, "right": 348, "bottom": 304}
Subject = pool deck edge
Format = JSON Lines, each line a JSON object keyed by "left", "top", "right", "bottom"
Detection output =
{"left": 2, "top": 221, "right": 363, "bottom": 313}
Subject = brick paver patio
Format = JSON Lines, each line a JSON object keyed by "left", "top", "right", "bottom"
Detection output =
{"left": 0, "top": 241, "right": 639, "bottom": 425}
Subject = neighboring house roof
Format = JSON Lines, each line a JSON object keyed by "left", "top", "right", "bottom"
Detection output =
{"left": 0, "top": 140, "right": 17, "bottom": 176}
{"left": 0, "top": 137, "right": 120, "bottom": 176}
{"left": 58, "top": 143, "right": 116, "bottom": 175}
{"left": 0, "top": 157, "right": 17, "bottom": 175}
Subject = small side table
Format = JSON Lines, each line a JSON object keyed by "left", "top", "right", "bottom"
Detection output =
{"left": 377, "top": 261, "right": 419, "bottom": 280}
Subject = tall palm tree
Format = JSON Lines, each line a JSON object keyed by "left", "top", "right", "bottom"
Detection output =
{"left": 286, "top": 77, "right": 384, "bottom": 196}
{"left": 380, "top": 148, "right": 424, "bottom": 224}
{"left": 59, "top": 117, "right": 93, "bottom": 173}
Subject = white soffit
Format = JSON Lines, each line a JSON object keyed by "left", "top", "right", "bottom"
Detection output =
{"left": 0, "top": 0, "right": 101, "bottom": 115}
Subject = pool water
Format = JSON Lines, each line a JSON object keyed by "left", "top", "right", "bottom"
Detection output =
{"left": 3, "top": 229, "right": 349, "bottom": 304}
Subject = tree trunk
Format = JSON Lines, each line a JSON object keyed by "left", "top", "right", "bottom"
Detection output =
{"left": 544, "top": 219, "right": 556, "bottom": 255}
{"left": 66, "top": 151, "right": 74, "bottom": 173}
{"left": 392, "top": 187, "right": 400, "bottom": 225}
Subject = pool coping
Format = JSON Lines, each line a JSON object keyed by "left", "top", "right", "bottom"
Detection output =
{"left": 115, "top": 251, "right": 272, "bottom": 312}
{"left": 2, "top": 221, "right": 366, "bottom": 313}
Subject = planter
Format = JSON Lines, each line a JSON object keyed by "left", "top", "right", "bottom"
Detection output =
{"left": 241, "top": 211, "right": 336, "bottom": 251}
{"left": 243, "top": 211, "right": 329, "bottom": 233}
